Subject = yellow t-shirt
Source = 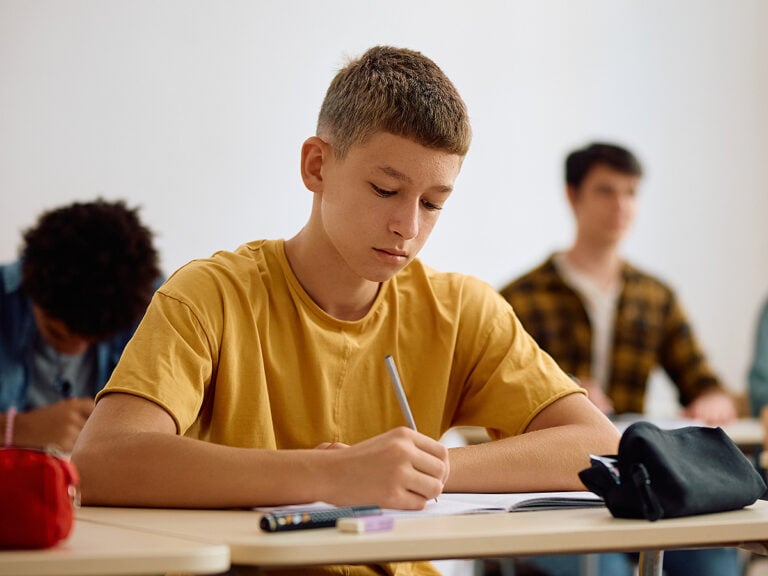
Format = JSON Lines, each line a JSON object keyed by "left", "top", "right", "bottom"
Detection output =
{"left": 99, "top": 239, "right": 581, "bottom": 576}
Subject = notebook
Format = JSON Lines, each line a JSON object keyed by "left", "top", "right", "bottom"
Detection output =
{"left": 255, "top": 491, "right": 604, "bottom": 522}
{"left": 384, "top": 491, "right": 604, "bottom": 517}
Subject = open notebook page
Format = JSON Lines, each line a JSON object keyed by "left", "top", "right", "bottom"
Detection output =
{"left": 382, "top": 491, "right": 604, "bottom": 517}
{"left": 254, "top": 491, "right": 603, "bottom": 518}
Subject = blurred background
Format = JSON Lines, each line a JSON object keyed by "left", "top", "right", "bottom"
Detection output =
{"left": 2, "top": 0, "right": 766, "bottom": 412}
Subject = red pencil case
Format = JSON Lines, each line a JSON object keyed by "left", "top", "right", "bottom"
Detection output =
{"left": 0, "top": 447, "right": 80, "bottom": 549}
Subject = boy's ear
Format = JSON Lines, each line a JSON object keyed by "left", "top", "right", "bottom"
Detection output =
{"left": 566, "top": 184, "right": 579, "bottom": 208}
{"left": 301, "top": 137, "right": 330, "bottom": 193}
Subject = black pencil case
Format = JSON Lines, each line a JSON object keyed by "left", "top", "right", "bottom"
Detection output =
{"left": 579, "top": 421, "right": 766, "bottom": 521}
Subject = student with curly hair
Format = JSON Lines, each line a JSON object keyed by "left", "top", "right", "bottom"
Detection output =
{"left": 0, "top": 199, "right": 161, "bottom": 451}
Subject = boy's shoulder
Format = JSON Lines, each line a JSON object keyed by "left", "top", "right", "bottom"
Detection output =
{"left": 499, "top": 255, "right": 561, "bottom": 298}
{"left": 620, "top": 261, "right": 678, "bottom": 306}
{"left": 400, "top": 257, "right": 484, "bottom": 286}
{"left": 160, "top": 239, "right": 282, "bottom": 294}
{"left": 0, "top": 260, "right": 24, "bottom": 296}
{"left": 178, "top": 239, "right": 279, "bottom": 271}
{"left": 621, "top": 260, "right": 675, "bottom": 294}
{"left": 397, "top": 258, "right": 502, "bottom": 309}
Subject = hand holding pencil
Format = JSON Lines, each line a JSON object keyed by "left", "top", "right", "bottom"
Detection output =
{"left": 307, "top": 356, "right": 447, "bottom": 510}
{"left": 385, "top": 354, "right": 445, "bottom": 503}
{"left": 322, "top": 426, "right": 447, "bottom": 510}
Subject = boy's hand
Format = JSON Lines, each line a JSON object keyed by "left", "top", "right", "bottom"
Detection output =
{"left": 320, "top": 427, "right": 448, "bottom": 510}
{"left": 682, "top": 390, "right": 737, "bottom": 426}
{"left": 13, "top": 398, "right": 94, "bottom": 452}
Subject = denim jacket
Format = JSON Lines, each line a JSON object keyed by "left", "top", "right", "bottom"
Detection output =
{"left": 0, "top": 260, "right": 142, "bottom": 411}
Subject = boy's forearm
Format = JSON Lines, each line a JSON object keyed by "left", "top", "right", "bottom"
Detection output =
{"left": 73, "top": 424, "right": 448, "bottom": 510}
{"left": 74, "top": 432, "right": 332, "bottom": 508}
{"left": 444, "top": 421, "right": 619, "bottom": 493}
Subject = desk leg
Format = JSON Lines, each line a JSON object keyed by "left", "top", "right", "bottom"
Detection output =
{"left": 638, "top": 550, "right": 664, "bottom": 576}
{"left": 579, "top": 553, "right": 598, "bottom": 576}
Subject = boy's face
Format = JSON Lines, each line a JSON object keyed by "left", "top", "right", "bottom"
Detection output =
{"left": 32, "top": 304, "right": 93, "bottom": 355}
{"left": 568, "top": 163, "right": 639, "bottom": 248}
{"left": 316, "top": 132, "right": 463, "bottom": 282}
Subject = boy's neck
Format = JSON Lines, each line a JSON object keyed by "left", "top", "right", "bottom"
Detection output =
{"left": 564, "top": 241, "right": 623, "bottom": 290}
{"left": 284, "top": 229, "right": 381, "bottom": 321}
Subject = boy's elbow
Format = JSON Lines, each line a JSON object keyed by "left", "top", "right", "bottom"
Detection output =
{"left": 71, "top": 430, "right": 112, "bottom": 505}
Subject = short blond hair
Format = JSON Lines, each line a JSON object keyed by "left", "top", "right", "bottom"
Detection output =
{"left": 317, "top": 46, "right": 472, "bottom": 159}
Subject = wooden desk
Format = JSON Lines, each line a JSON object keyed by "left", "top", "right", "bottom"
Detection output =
{"left": 721, "top": 417, "right": 763, "bottom": 448}
{"left": 77, "top": 500, "right": 768, "bottom": 576}
{"left": 455, "top": 417, "right": 764, "bottom": 448}
{"left": 0, "top": 518, "right": 230, "bottom": 576}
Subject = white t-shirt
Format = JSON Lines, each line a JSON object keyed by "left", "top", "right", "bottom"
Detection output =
{"left": 27, "top": 332, "right": 96, "bottom": 408}
{"left": 553, "top": 253, "right": 622, "bottom": 392}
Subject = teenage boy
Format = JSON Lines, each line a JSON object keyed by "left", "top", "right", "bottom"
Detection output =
{"left": 500, "top": 142, "right": 736, "bottom": 425}
{"left": 500, "top": 142, "right": 739, "bottom": 576}
{"left": 0, "top": 199, "right": 161, "bottom": 452}
{"left": 72, "top": 47, "right": 619, "bottom": 576}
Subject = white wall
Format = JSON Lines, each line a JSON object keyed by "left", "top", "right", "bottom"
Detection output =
{"left": 2, "top": 0, "right": 767, "bottom": 406}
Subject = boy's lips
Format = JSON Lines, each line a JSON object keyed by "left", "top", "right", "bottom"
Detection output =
{"left": 375, "top": 247, "right": 409, "bottom": 262}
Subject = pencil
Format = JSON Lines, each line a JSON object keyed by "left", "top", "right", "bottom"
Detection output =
{"left": 384, "top": 354, "right": 439, "bottom": 503}
{"left": 384, "top": 354, "right": 417, "bottom": 430}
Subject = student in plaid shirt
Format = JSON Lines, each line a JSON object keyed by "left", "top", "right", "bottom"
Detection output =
{"left": 500, "top": 142, "right": 736, "bottom": 425}
{"left": 499, "top": 142, "right": 740, "bottom": 576}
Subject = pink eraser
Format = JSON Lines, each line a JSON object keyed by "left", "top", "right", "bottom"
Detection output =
{"left": 337, "top": 514, "right": 395, "bottom": 533}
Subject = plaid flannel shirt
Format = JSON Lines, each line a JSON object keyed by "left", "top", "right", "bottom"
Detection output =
{"left": 499, "top": 255, "right": 723, "bottom": 415}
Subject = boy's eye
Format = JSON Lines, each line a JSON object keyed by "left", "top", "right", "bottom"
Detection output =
{"left": 371, "top": 184, "right": 396, "bottom": 197}
{"left": 371, "top": 183, "right": 443, "bottom": 211}
{"left": 421, "top": 199, "right": 443, "bottom": 211}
